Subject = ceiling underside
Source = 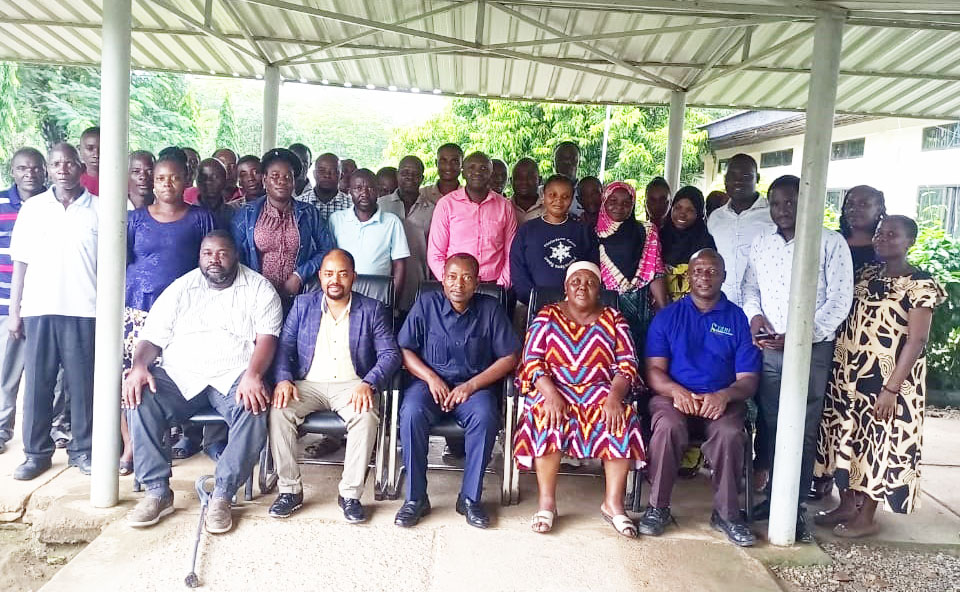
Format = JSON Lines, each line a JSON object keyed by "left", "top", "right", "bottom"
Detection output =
{"left": 2, "top": 1, "right": 960, "bottom": 118}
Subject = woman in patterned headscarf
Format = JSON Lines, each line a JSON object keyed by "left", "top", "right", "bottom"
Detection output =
{"left": 596, "top": 181, "right": 668, "bottom": 353}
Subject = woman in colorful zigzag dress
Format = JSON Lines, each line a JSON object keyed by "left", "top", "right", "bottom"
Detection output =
{"left": 514, "top": 261, "right": 646, "bottom": 538}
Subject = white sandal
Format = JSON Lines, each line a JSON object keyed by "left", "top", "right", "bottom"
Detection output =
{"left": 531, "top": 509, "right": 556, "bottom": 534}
{"left": 601, "top": 508, "right": 637, "bottom": 538}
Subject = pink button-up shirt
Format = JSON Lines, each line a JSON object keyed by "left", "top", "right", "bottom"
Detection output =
{"left": 427, "top": 188, "right": 518, "bottom": 287}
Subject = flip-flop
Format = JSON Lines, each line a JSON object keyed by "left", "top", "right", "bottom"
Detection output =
{"left": 813, "top": 509, "right": 858, "bottom": 527}
{"left": 601, "top": 508, "right": 637, "bottom": 538}
{"left": 119, "top": 460, "right": 134, "bottom": 476}
{"left": 833, "top": 521, "right": 880, "bottom": 539}
{"left": 531, "top": 509, "right": 556, "bottom": 534}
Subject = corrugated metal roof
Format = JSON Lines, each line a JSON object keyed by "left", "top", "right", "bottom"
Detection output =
{"left": 2, "top": 1, "right": 960, "bottom": 117}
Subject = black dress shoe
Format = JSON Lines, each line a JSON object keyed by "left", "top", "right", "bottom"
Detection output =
{"left": 751, "top": 498, "right": 771, "bottom": 521}
{"left": 456, "top": 494, "right": 490, "bottom": 529}
{"left": 636, "top": 506, "right": 673, "bottom": 536}
{"left": 395, "top": 498, "right": 431, "bottom": 527}
{"left": 268, "top": 492, "right": 303, "bottom": 518}
{"left": 711, "top": 511, "right": 756, "bottom": 547}
{"left": 68, "top": 453, "right": 92, "bottom": 475}
{"left": 339, "top": 496, "right": 367, "bottom": 524}
{"left": 13, "top": 457, "right": 52, "bottom": 481}
{"left": 795, "top": 510, "right": 815, "bottom": 544}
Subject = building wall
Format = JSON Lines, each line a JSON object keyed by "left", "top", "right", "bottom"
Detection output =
{"left": 702, "top": 117, "right": 960, "bottom": 217}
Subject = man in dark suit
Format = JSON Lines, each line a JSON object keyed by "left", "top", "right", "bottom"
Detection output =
{"left": 268, "top": 249, "right": 401, "bottom": 522}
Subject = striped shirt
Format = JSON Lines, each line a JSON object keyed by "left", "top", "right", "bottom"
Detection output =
{"left": 0, "top": 185, "right": 43, "bottom": 316}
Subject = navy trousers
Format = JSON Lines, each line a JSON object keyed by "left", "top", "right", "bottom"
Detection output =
{"left": 128, "top": 367, "right": 266, "bottom": 499}
{"left": 399, "top": 380, "right": 499, "bottom": 503}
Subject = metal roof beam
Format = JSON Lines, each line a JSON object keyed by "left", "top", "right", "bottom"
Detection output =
{"left": 475, "top": 0, "right": 486, "bottom": 45}
{"left": 487, "top": 0, "right": 835, "bottom": 18}
{"left": 219, "top": 0, "right": 268, "bottom": 63}
{"left": 272, "top": 0, "right": 471, "bottom": 66}
{"left": 143, "top": 0, "right": 265, "bottom": 63}
{"left": 479, "top": 15, "right": 798, "bottom": 52}
{"left": 686, "top": 26, "right": 746, "bottom": 88}
{"left": 235, "top": 0, "right": 480, "bottom": 49}
{"left": 691, "top": 26, "right": 815, "bottom": 89}
{"left": 489, "top": 2, "right": 683, "bottom": 91}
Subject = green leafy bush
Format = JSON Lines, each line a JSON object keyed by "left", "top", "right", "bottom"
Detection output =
{"left": 908, "top": 221, "right": 960, "bottom": 390}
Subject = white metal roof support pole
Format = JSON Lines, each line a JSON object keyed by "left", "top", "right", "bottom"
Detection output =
{"left": 767, "top": 11, "right": 844, "bottom": 546}
{"left": 91, "top": 0, "right": 132, "bottom": 508}
{"left": 599, "top": 105, "right": 612, "bottom": 182}
{"left": 262, "top": 65, "right": 280, "bottom": 153}
{"left": 664, "top": 90, "right": 686, "bottom": 192}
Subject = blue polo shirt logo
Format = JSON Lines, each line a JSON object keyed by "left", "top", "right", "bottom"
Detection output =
{"left": 710, "top": 322, "right": 733, "bottom": 336}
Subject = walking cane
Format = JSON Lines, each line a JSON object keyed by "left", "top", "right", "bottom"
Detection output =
{"left": 185, "top": 475, "right": 215, "bottom": 588}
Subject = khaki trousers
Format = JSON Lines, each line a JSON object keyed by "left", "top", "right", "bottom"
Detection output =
{"left": 269, "top": 379, "right": 379, "bottom": 499}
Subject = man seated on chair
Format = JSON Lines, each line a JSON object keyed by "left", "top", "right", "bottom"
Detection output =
{"left": 395, "top": 253, "right": 521, "bottom": 529}
{"left": 124, "top": 230, "right": 283, "bottom": 533}
{"left": 638, "top": 248, "right": 761, "bottom": 547}
{"left": 268, "top": 249, "right": 401, "bottom": 522}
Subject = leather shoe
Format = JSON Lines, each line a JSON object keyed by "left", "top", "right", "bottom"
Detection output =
{"left": 338, "top": 496, "right": 367, "bottom": 524}
{"left": 394, "top": 498, "right": 431, "bottom": 527}
{"left": 268, "top": 492, "right": 303, "bottom": 518}
{"left": 711, "top": 511, "right": 756, "bottom": 547}
{"left": 13, "top": 457, "right": 52, "bottom": 481}
{"left": 456, "top": 494, "right": 490, "bottom": 529}
{"left": 68, "top": 453, "right": 92, "bottom": 475}
{"left": 0, "top": 439, "right": 7, "bottom": 454}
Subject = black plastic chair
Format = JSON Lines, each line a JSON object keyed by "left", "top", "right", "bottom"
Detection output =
{"left": 381, "top": 281, "right": 519, "bottom": 505}
{"left": 258, "top": 274, "right": 397, "bottom": 499}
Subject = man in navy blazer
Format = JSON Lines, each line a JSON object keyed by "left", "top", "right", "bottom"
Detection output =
{"left": 268, "top": 249, "right": 400, "bottom": 522}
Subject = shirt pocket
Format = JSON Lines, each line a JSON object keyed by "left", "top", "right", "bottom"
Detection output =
{"left": 465, "top": 337, "right": 488, "bottom": 370}
{"left": 426, "top": 331, "right": 451, "bottom": 369}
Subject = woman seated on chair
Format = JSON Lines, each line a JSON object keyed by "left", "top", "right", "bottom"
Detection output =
{"left": 513, "top": 261, "right": 645, "bottom": 537}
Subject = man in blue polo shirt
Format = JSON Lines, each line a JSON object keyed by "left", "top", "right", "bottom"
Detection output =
{"left": 638, "top": 248, "right": 761, "bottom": 547}
{"left": 0, "top": 147, "right": 46, "bottom": 454}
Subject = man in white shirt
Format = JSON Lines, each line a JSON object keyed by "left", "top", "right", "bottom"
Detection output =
{"left": 8, "top": 143, "right": 98, "bottom": 481}
{"left": 741, "top": 174, "right": 853, "bottom": 542}
{"left": 123, "top": 230, "right": 283, "bottom": 533}
{"left": 707, "top": 154, "right": 777, "bottom": 307}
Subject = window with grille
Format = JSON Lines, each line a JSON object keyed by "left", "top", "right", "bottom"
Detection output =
{"left": 759, "top": 149, "right": 793, "bottom": 168}
{"left": 831, "top": 138, "right": 865, "bottom": 160}
{"left": 921, "top": 123, "right": 960, "bottom": 151}
{"left": 717, "top": 158, "right": 729, "bottom": 173}
{"left": 917, "top": 186, "right": 960, "bottom": 236}
{"left": 826, "top": 188, "right": 846, "bottom": 212}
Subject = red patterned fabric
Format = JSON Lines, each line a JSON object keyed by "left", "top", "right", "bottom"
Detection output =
{"left": 254, "top": 200, "right": 300, "bottom": 292}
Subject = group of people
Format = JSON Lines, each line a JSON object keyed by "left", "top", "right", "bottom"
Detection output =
{"left": 0, "top": 128, "right": 943, "bottom": 546}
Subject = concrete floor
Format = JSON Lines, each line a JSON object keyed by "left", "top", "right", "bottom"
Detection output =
{"left": 1, "top": 417, "right": 958, "bottom": 591}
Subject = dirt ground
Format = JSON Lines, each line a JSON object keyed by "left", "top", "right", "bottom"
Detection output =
{"left": 0, "top": 524, "right": 86, "bottom": 592}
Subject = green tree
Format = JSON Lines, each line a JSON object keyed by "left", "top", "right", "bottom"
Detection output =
{"left": 385, "top": 99, "right": 713, "bottom": 191}
{"left": 215, "top": 93, "right": 240, "bottom": 152}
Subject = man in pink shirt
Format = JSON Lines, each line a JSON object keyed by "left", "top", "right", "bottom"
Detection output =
{"left": 427, "top": 151, "right": 517, "bottom": 288}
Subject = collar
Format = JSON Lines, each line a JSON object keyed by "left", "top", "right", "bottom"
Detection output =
{"left": 683, "top": 292, "right": 730, "bottom": 315}
{"left": 351, "top": 206, "right": 382, "bottom": 225}
{"left": 190, "top": 264, "right": 250, "bottom": 291}
{"left": 49, "top": 186, "right": 92, "bottom": 207}
{"left": 263, "top": 198, "right": 294, "bottom": 217}
{"left": 722, "top": 194, "right": 768, "bottom": 216}
{"left": 4, "top": 185, "right": 23, "bottom": 206}
{"left": 512, "top": 194, "right": 543, "bottom": 213}
{"left": 767, "top": 226, "right": 794, "bottom": 245}
{"left": 322, "top": 294, "right": 353, "bottom": 322}
{"left": 449, "top": 187, "right": 496, "bottom": 205}
{"left": 440, "top": 292, "right": 475, "bottom": 318}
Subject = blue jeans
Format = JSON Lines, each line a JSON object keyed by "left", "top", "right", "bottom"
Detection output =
{"left": 128, "top": 367, "right": 266, "bottom": 499}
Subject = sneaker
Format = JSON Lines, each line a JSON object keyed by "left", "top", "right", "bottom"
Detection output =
{"left": 710, "top": 511, "right": 756, "bottom": 547}
{"left": 128, "top": 493, "right": 175, "bottom": 527}
{"left": 636, "top": 506, "right": 673, "bottom": 536}
{"left": 205, "top": 497, "right": 233, "bottom": 534}
{"left": 338, "top": 496, "right": 367, "bottom": 524}
{"left": 268, "top": 492, "right": 304, "bottom": 518}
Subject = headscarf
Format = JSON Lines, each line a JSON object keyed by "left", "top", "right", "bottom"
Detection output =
{"left": 596, "top": 182, "right": 663, "bottom": 292}
{"left": 660, "top": 186, "right": 716, "bottom": 267}
{"left": 565, "top": 261, "right": 601, "bottom": 282}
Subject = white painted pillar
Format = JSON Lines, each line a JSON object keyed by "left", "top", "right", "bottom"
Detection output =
{"left": 663, "top": 90, "right": 686, "bottom": 192}
{"left": 767, "top": 12, "right": 844, "bottom": 546}
{"left": 90, "top": 0, "right": 132, "bottom": 508}
{"left": 599, "top": 105, "right": 612, "bottom": 182}
{"left": 261, "top": 65, "right": 280, "bottom": 153}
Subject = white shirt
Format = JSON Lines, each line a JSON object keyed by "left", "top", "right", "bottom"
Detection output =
{"left": 304, "top": 296, "right": 360, "bottom": 383}
{"left": 707, "top": 196, "right": 777, "bottom": 307}
{"left": 138, "top": 265, "right": 283, "bottom": 399}
{"left": 741, "top": 227, "right": 853, "bottom": 342}
{"left": 9, "top": 187, "right": 99, "bottom": 318}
